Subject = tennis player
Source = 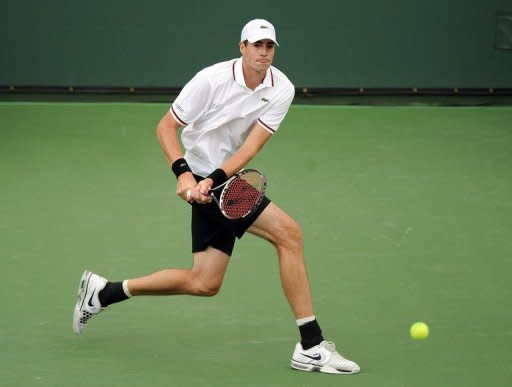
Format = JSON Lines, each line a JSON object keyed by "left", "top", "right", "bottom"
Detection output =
{"left": 73, "top": 18, "right": 360, "bottom": 375}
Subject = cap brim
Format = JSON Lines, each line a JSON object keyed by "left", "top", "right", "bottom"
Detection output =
{"left": 246, "top": 34, "right": 279, "bottom": 46}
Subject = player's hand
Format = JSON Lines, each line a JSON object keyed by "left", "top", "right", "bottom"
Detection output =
{"left": 176, "top": 172, "right": 196, "bottom": 202}
{"left": 198, "top": 178, "right": 213, "bottom": 196}
{"left": 191, "top": 178, "right": 213, "bottom": 204}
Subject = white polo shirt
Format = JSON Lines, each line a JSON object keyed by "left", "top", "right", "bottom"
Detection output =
{"left": 170, "top": 57, "right": 295, "bottom": 177}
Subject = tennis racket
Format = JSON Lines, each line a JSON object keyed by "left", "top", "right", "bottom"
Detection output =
{"left": 209, "top": 169, "right": 266, "bottom": 220}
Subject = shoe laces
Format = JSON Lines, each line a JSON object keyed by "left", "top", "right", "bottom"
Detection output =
{"left": 321, "top": 341, "right": 337, "bottom": 352}
{"left": 321, "top": 341, "right": 354, "bottom": 367}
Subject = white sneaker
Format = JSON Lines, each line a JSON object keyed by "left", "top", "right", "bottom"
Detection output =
{"left": 290, "top": 340, "right": 360, "bottom": 374}
{"left": 72, "top": 270, "right": 108, "bottom": 334}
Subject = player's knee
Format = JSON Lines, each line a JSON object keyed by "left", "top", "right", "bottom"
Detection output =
{"left": 289, "top": 220, "right": 303, "bottom": 244}
{"left": 276, "top": 219, "right": 303, "bottom": 251}
{"left": 198, "top": 284, "right": 221, "bottom": 297}
{"left": 193, "top": 278, "right": 222, "bottom": 297}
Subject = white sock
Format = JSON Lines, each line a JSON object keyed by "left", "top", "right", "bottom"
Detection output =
{"left": 122, "top": 280, "right": 133, "bottom": 298}
{"left": 296, "top": 315, "right": 316, "bottom": 326}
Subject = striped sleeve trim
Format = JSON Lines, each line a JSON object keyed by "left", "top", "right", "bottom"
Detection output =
{"left": 170, "top": 106, "right": 187, "bottom": 126}
{"left": 258, "top": 119, "right": 276, "bottom": 134}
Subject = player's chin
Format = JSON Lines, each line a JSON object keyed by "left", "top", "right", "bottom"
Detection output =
{"left": 256, "top": 62, "right": 271, "bottom": 71}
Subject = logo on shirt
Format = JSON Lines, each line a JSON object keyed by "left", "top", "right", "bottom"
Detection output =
{"left": 261, "top": 97, "right": 270, "bottom": 103}
{"left": 175, "top": 103, "right": 185, "bottom": 113}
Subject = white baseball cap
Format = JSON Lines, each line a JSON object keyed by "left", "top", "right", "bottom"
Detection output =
{"left": 240, "top": 19, "right": 279, "bottom": 46}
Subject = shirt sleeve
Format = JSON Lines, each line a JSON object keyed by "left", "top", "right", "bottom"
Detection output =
{"left": 257, "top": 84, "right": 295, "bottom": 134}
{"left": 170, "top": 72, "right": 211, "bottom": 126}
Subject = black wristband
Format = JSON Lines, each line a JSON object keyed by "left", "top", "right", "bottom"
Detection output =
{"left": 206, "top": 168, "right": 228, "bottom": 187}
{"left": 171, "top": 158, "right": 192, "bottom": 178}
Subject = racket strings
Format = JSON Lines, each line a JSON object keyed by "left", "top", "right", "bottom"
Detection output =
{"left": 221, "top": 172, "right": 264, "bottom": 219}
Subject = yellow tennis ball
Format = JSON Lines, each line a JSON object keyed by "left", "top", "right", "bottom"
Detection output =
{"left": 410, "top": 322, "right": 429, "bottom": 340}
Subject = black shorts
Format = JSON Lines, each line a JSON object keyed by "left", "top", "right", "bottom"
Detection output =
{"left": 190, "top": 175, "right": 271, "bottom": 256}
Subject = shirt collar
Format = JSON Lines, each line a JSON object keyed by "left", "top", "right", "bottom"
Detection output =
{"left": 232, "top": 57, "right": 274, "bottom": 90}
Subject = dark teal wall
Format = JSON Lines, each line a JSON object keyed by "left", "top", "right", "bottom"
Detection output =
{"left": 1, "top": 0, "right": 511, "bottom": 88}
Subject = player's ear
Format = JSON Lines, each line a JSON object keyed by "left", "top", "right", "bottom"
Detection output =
{"left": 239, "top": 40, "right": 247, "bottom": 55}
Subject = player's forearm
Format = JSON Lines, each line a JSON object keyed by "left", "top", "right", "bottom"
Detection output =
{"left": 156, "top": 116, "right": 184, "bottom": 165}
{"left": 220, "top": 123, "right": 272, "bottom": 176}
{"left": 221, "top": 146, "right": 258, "bottom": 177}
{"left": 198, "top": 147, "right": 255, "bottom": 195}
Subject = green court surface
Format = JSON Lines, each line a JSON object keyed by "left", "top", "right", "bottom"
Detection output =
{"left": 1, "top": 102, "right": 511, "bottom": 386}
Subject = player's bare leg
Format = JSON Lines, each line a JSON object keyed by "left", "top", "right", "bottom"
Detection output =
{"left": 126, "top": 247, "right": 230, "bottom": 296}
{"left": 73, "top": 247, "right": 230, "bottom": 333}
{"left": 248, "top": 203, "right": 360, "bottom": 374}
{"left": 248, "top": 203, "right": 314, "bottom": 319}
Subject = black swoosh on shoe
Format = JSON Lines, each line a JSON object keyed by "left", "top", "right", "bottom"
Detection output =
{"left": 303, "top": 353, "right": 322, "bottom": 361}
{"left": 87, "top": 290, "right": 96, "bottom": 308}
